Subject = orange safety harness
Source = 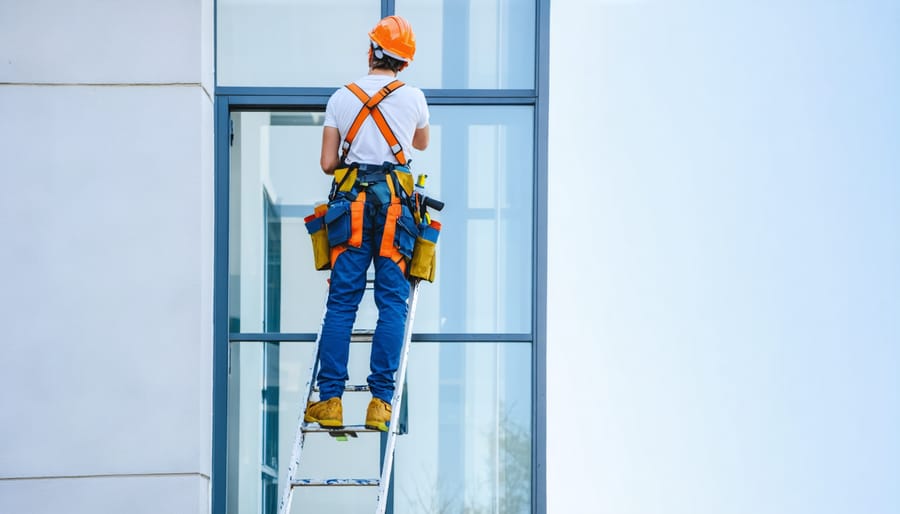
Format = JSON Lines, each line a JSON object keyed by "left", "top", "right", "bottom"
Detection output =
{"left": 340, "top": 79, "right": 408, "bottom": 166}
{"left": 331, "top": 79, "right": 412, "bottom": 273}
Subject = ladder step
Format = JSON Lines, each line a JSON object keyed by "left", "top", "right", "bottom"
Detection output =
{"left": 301, "top": 423, "right": 380, "bottom": 434}
{"left": 313, "top": 384, "right": 370, "bottom": 393}
{"left": 292, "top": 478, "right": 380, "bottom": 487}
{"left": 350, "top": 329, "right": 374, "bottom": 343}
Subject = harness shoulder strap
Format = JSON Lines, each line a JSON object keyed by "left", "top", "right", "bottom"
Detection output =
{"left": 340, "top": 80, "right": 408, "bottom": 166}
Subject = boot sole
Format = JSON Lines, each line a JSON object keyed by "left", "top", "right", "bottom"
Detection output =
{"left": 365, "top": 422, "right": 388, "bottom": 432}
{"left": 305, "top": 418, "right": 344, "bottom": 428}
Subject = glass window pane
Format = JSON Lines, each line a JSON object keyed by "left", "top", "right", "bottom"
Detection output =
{"left": 396, "top": 0, "right": 536, "bottom": 89}
{"left": 217, "top": 0, "right": 380, "bottom": 87}
{"left": 229, "top": 106, "right": 533, "bottom": 334}
{"left": 414, "top": 106, "right": 534, "bottom": 333}
{"left": 228, "top": 111, "right": 335, "bottom": 333}
{"left": 395, "top": 342, "right": 532, "bottom": 513}
{"left": 226, "top": 341, "right": 532, "bottom": 513}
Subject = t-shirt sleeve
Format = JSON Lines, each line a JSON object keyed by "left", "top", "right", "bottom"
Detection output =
{"left": 416, "top": 89, "right": 430, "bottom": 129}
{"left": 323, "top": 93, "right": 340, "bottom": 128}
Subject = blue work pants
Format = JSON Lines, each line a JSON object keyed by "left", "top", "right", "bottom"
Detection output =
{"left": 316, "top": 195, "right": 410, "bottom": 403}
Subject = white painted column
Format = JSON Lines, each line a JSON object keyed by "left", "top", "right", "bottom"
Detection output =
{"left": 0, "top": 1, "right": 214, "bottom": 513}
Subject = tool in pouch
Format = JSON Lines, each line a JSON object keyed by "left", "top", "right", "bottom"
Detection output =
{"left": 408, "top": 173, "right": 443, "bottom": 282}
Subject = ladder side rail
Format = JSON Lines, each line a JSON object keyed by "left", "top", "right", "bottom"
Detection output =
{"left": 278, "top": 297, "right": 329, "bottom": 514}
{"left": 375, "top": 279, "right": 420, "bottom": 514}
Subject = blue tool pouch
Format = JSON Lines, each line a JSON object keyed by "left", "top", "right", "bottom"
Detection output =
{"left": 394, "top": 206, "right": 418, "bottom": 259}
{"left": 324, "top": 198, "right": 351, "bottom": 248}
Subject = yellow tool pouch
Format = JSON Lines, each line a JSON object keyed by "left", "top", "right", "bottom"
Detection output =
{"left": 393, "top": 169, "right": 414, "bottom": 197}
{"left": 409, "top": 220, "right": 441, "bottom": 282}
{"left": 332, "top": 167, "right": 358, "bottom": 195}
{"left": 304, "top": 203, "right": 331, "bottom": 271}
{"left": 409, "top": 238, "right": 436, "bottom": 282}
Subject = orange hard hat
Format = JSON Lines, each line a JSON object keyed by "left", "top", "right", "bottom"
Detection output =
{"left": 369, "top": 15, "right": 416, "bottom": 62}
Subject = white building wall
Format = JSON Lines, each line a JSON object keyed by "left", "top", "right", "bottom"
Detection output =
{"left": 0, "top": 1, "right": 214, "bottom": 513}
{"left": 548, "top": 2, "right": 899, "bottom": 514}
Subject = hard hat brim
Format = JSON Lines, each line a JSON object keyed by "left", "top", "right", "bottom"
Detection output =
{"left": 370, "top": 40, "right": 412, "bottom": 62}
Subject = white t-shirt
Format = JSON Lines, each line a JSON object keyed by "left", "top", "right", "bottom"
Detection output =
{"left": 324, "top": 74, "right": 430, "bottom": 166}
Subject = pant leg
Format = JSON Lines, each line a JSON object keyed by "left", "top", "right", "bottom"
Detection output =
{"left": 316, "top": 240, "right": 371, "bottom": 400}
{"left": 368, "top": 250, "right": 410, "bottom": 403}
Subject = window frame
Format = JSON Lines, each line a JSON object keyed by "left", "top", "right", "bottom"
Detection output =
{"left": 211, "top": 1, "right": 549, "bottom": 512}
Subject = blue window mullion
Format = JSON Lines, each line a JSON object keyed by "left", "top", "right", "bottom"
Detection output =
{"left": 532, "top": 0, "right": 550, "bottom": 512}
{"left": 216, "top": 87, "right": 536, "bottom": 105}
{"left": 227, "top": 333, "right": 533, "bottom": 343}
{"left": 212, "top": 94, "right": 232, "bottom": 514}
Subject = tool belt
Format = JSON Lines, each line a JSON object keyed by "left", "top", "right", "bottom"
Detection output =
{"left": 329, "top": 162, "right": 414, "bottom": 205}
{"left": 319, "top": 162, "right": 417, "bottom": 274}
{"left": 306, "top": 164, "right": 441, "bottom": 278}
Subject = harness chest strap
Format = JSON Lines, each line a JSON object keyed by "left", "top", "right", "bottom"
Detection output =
{"left": 341, "top": 80, "right": 408, "bottom": 166}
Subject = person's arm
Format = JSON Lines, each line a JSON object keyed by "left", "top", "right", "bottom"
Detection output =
{"left": 412, "top": 125, "right": 429, "bottom": 151}
{"left": 320, "top": 126, "right": 341, "bottom": 174}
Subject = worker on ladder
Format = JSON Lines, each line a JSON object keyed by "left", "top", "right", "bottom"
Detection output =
{"left": 306, "top": 15, "right": 430, "bottom": 432}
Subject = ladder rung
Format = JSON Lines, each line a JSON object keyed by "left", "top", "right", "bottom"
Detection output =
{"left": 301, "top": 423, "right": 380, "bottom": 433}
{"left": 350, "top": 329, "right": 374, "bottom": 342}
{"left": 292, "top": 478, "right": 380, "bottom": 487}
{"left": 313, "top": 384, "right": 370, "bottom": 393}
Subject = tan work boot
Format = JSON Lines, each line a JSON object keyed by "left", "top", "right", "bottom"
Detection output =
{"left": 304, "top": 397, "right": 343, "bottom": 428}
{"left": 365, "top": 397, "right": 392, "bottom": 432}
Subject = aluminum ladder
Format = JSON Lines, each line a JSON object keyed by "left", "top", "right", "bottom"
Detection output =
{"left": 278, "top": 278, "right": 421, "bottom": 514}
